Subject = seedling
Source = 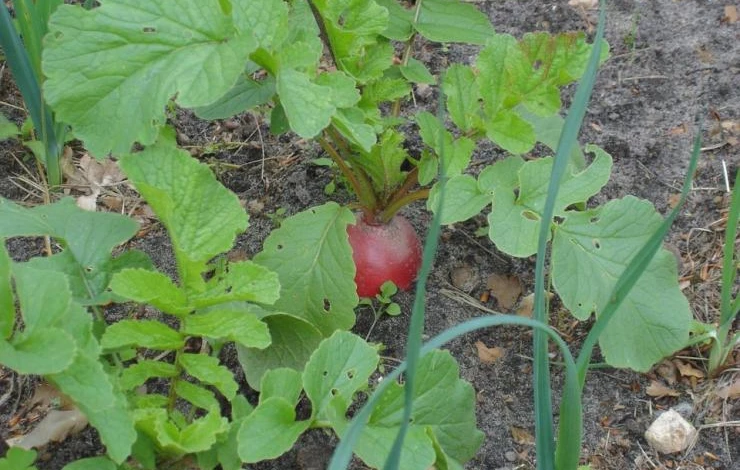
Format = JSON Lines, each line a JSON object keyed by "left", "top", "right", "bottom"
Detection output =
{"left": 359, "top": 280, "right": 402, "bottom": 339}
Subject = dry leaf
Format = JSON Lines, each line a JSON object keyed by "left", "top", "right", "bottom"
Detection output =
{"left": 655, "top": 360, "right": 678, "bottom": 385}
{"left": 674, "top": 360, "right": 705, "bottom": 379}
{"left": 715, "top": 378, "right": 740, "bottom": 400}
{"left": 6, "top": 409, "right": 88, "bottom": 450}
{"left": 723, "top": 5, "right": 738, "bottom": 23}
{"left": 667, "top": 193, "right": 681, "bottom": 209}
{"left": 646, "top": 380, "right": 680, "bottom": 398}
{"left": 516, "top": 293, "right": 534, "bottom": 317}
{"left": 510, "top": 426, "right": 535, "bottom": 445}
{"left": 487, "top": 273, "right": 522, "bottom": 310}
{"left": 475, "top": 341, "right": 505, "bottom": 364}
{"left": 568, "top": 0, "right": 598, "bottom": 8}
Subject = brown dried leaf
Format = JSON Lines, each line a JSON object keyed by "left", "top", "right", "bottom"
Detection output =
{"left": 487, "top": 273, "right": 522, "bottom": 310}
{"left": 674, "top": 360, "right": 705, "bottom": 379}
{"left": 510, "top": 426, "right": 535, "bottom": 445}
{"left": 646, "top": 380, "right": 680, "bottom": 398}
{"left": 7, "top": 409, "right": 88, "bottom": 450}
{"left": 724, "top": 5, "right": 738, "bottom": 23}
{"left": 667, "top": 193, "right": 682, "bottom": 209}
{"left": 655, "top": 360, "right": 678, "bottom": 385}
{"left": 516, "top": 293, "right": 534, "bottom": 317}
{"left": 475, "top": 341, "right": 505, "bottom": 364}
{"left": 715, "top": 378, "right": 740, "bottom": 400}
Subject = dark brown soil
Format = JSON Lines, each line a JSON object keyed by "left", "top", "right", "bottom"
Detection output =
{"left": 1, "top": 1, "right": 738, "bottom": 469}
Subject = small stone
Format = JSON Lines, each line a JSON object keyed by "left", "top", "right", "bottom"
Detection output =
{"left": 644, "top": 409, "right": 697, "bottom": 454}
{"left": 504, "top": 451, "right": 518, "bottom": 462}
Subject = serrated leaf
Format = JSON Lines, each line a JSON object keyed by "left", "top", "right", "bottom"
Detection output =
{"left": 0, "top": 197, "right": 140, "bottom": 305}
{"left": 484, "top": 108, "right": 535, "bottom": 154}
{"left": 303, "top": 331, "right": 379, "bottom": 420}
{"left": 180, "top": 353, "right": 238, "bottom": 401}
{"left": 360, "top": 77, "right": 411, "bottom": 106}
{"left": 174, "top": 381, "right": 220, "bottom": 412}
{"left": 135, "top": 408, "right": 228, "bottom": 456}
{"left": 519, "top": 32, "right": 609, "bottom": 87}
{"left": 110, "top": 269, "right": 190, "bottom": 316}
{"left": 0, "top": 329, "right": 75, "bottom": 375}
{"left": 0, "top": 243, "right": 13, "bottom": 338}
{"left": 355, "top": 129, "right": 409, "bottom": 196}
{"left": 443, "top": 64, "right": 481, "bottom": 132}
{"left": 254, "top": 203, "right": 358, "bottom": 335}
{"left": 61, "top": 457, "right": 116, "bottom": 470}
{"left": 488, "top": 149, "right": 612, "bottom": 257}
{"left": 427, "top": 175, "right": 491, "bottom": 225}
{"left": 416, "top": 112, "right": 475, "bottom": 177}
{"left": 193, "top": 74, "right": 276, "bottom": 120}
{"left": 332, "top": 108, "right": 377, "bottom": 152}
{"left": 189, "top": 261, "right": 281, "bottom": 308}
{"left": 276, "top": 68, "right": 335, "bottom": 138}
{"left": 101, "top": 320, "right": 184, "bottom": 351}
{"left": 260, "top": 368, "right": 303, "bottom": 405}
{"left": 416, "top": 0, "right": 494, "bottom": 45}
{"left": 236, "top": 397, "right": 310, "bottom": 463}
{"left": 182, "top": 309, "right": 271, "bottom": 349}
{"left": 237, "top": 313, "right": 323, "bottom": 390}
{"left": 119, "top": 136, "right": 248, "bottom": 289}
{"left": 400, "top": 58, "right": 435, "bottom": 84}
{"left": 376, "top": 0, "right": 413, "bottom": 40}
{"left": 552, "top": 197, "right": 692, "bottom": 371}
{"left": 332, "top": 351, "right": 483, "bottom": 469}
{"left": 43, "top": 1, "right": 257, "bottom": 157}
{"left": 49, "top": 354, "right": 136, "bottom": 464}
{"left": 118, "top": 360, "right": 179, "bottom": 390}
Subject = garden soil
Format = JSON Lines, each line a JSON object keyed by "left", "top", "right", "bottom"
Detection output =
{"left": 1, "top": 1, "right": 738, "bottom": 469}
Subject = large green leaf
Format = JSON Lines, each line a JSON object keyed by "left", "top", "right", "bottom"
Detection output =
{"left": 189, "top": 261, "right": 281, "bottom": 308}
{"left": 43, "top": 0, "right": 257, "bottom": 157}
{"left": 303, "top": 331, "right": 379, "bottom": 421}
{"left": 109, "top": 268, "right": 190, "bottom": 316}
{"left": 237, "top": 313, "right": 323, "bottom": 390}
{"left": 236, "top": 397, "right": 310, "bottom": 463}
{"left": 552, "top": 196, "right": 692, "bottom": 371}
{"left": 486, "top": 147, "right": 612, "bottom": 257}
{"left": 0, "top": 329, "right": 75, "bottom": 375}
{"left": 179, "top": 353, "right": 238, "bottom": 401}
{"left": 101, "top": 320, "right": 184, "bottom": 351}
{"left": 119, "top": 135, "right": 248, "bottom": 289}
{"left": 415, "top": 0, "right": 494, "bottom": 45}
{"left": 0, "top": 197, "right": 142, "bottom": 305}
{"left": 254, "top": 203, "right": 357, "bottom": 335}
{"left": 442, "top": 64, "right": 481, "bottom": 132}
{"left": 427, "top": 175, "right": 491, "bottom": 226}
{"left": 118, "top": 360, "right": 179, "bottom": 390}
{"left": 193, "top": 73, "right": 276, "bottom": 120}
{"left": 331, "top": 351, "right": 483, "bottom": 470}
{"left": 181, "top": 309, "right": 271, "bottom": 349}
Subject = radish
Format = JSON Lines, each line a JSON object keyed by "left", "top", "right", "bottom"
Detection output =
{"left": 347, "top": 212, "right": 422, "bottom": 297}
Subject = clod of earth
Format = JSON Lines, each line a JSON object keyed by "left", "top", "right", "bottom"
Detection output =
{"left": 347, "top": 213, "right": 422, "bottom": 297}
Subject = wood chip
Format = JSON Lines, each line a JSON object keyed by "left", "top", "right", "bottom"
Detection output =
{"left": 510, "top": 426, "right": 535, "bottom": 445}
{"left": 723, "top": 5, "right": 738, "bottom": 23}
{"left": 475, "top": 341, "right": 505, "bottom": 364}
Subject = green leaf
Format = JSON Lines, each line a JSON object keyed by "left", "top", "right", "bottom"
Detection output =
{"left": 0, "top": 197, "right": 140, "bottom": 305}
{"left": 61, "top": 457, "right": 116, "bottom": 470}
{"left": 193, "top": 74, "right": 276, "bottom": 120}
{"left": 50, "top": 354, "right": 136, "bottom": 464}
{"left": 260, "top": 368, "right": 303, "bottom": 406}
{"left": 0, "top": 242, "right": 13, "bottom": 338}
{"left": 0, "top": 447, "right": 37, "bottom": 470}
{"left": 484, "top": 109, "right": 535, "bottom": 155}
{"left": 516, "top": 107, "right": 586, "bottom": 169}
{"left": 276, "top": 68, "right": 335, "bottom": 138}
{"left": 427, "top": 175, "right": 491, "bottom": 225}
{"left": 355, "top": 129, "right": 409, "bottom": 196}
{"left": 332, "top": 108, "right": 377, "bottom": 152}
{"left": 552, "top": 196, "right": 692, "bottom": 371}
{"left": 488, "top": 149, "right": 612, "bottom": 257}
{"left": 174, "top": 381, "right": 220, "bottom": 412}
{"left": 376, "top": 0, "right": 413, "bottom": 41}
{"left": 118, "top": 360, "right": 179, "bottom": 390}
{"left": 182, "top": 309, "right": 271, "bottom": 349}
{"left": 189, "top": 261, "right": 281, "bottom": 308}
{"left": 0, "top": 328, "right": 75, "bottom": 375}
{"left": 101, "top": 320, "right": 184, "bottom": 351}
{"left": 236, "top": 397, "right": 310, "bottom": 463}
{"left": 237, "top": 313, "right": 323, "bottom": 390}
{"left": 180, "top": 353, "right": 238, "bottom": 401}
{"left": 232, "top": 0, "right": 288, "bottom": 50}
{"left": 400, "top": 58, "right": 435, "bottom": 84}
{"left": 416, "top": 112, "right": 475, "bottom": 177}
{"left": 43, "top": 1, "right": 257, "bottom": 157}
{"left": 11, "top": 264, "right": 74, "bottom": 335}
{"left": 331, "top": 350, "right": 483, "bottom": 469}
{"left": 415, "top": 0, "right": 494, "bottom": 45}
{"left": 442, "top": 64, "right": 481, "bottom": 132}
{"left": 119, "top": 136, "right": 248, "bottom": 289}
{"left": 110, "top": 268, "right": 190, "bottom": 316}
{"left": 254, "top": 203, "right": 358, "bottom": 335}
{"left": 303, "top": 331, "right": 379, "bottom": 420}
{"left": 0, "top": 113, "right": 19, "bottom": 140}
{"left": 135, "top": 408, "right": 228, "bottom": 456}
{"left": 519, "top": 32, "right": 609, "bottom": 87}
{"left": 315, "top": 71, "right": 361, "bottom": 108}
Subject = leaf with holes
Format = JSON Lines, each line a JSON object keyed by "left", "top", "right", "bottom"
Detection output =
{"left": 552, "top": 196, "right": 692, "bottom": 371}
{"left": 254, "top": 203, "right": 358, "bottom": 335}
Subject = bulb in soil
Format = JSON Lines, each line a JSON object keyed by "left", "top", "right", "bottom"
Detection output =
{"left": 347, "top": 213, "right": 423, "bottom": 298}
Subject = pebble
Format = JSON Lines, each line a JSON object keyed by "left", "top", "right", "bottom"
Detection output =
{"left": 644, "top": 409, "right": 697, "bottom": 454}
{"left": 504, "top": 450, "right": 518, "bottom": 462}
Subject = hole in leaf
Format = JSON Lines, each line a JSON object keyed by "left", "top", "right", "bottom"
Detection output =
{"left": 323, "top": 298, "right": 331, "bottom": 312}
{"left": 590, "top": 216, "right": 600, "bottom": 224}
{"left": 142, "top": 26, "right": 156, "bottom": 33}
{"left": 276, "top": 244, "right": 283, "bottom": 250}
{"left": 224, "top": 286, "right": 232, "bottom": 294}
{"left": 512, "top": 188, "right": 520, "bottom": 198}
{"left": 84, "top": 266, "right": 94, "bottom": 273}
{"left": 54, "top": 31, "right": 63, "bottom": 39}
{"left": 346, "top": 369, "right": 355, "bottom": 380}
{"left": 322, "top": 370, "right": 328, "bottom": 377}
{"left": 330, "top": 388, "right": 339, "bottom": 396}
{"left": 533, "top": 60, "right": 542, "bottom": 70}
{"left": 522, "top": 210, "right": 539, "bottom": 221}
{"left": 592, "top": 239, "right": 601, "bottom": 249}
{"left": 554, "top": 216, "right": 565, "bottom": 224}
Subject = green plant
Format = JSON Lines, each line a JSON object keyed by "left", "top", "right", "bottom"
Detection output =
{"left": 0, "top": 0, "right": 67, "bottom": 186}
{"left": 359, "top": 280, "right": 402, "bottom": 339}
{"left": 0, "top": 447, "right": 37, "bottom": 470}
